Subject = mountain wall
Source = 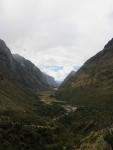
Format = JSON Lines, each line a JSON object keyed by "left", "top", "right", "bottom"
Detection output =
{"left": 58, "top": 38, "right": 113, "bottom": 108}
{"left": 0, "top": 39, "right": 57, "bottom": 91}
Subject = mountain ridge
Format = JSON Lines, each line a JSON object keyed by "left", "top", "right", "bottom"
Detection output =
{"left": 58, "top": 38, "right": 113, "bottom": 108}
{"left": 0, "top": 39, "right": 57, "bottom": 91}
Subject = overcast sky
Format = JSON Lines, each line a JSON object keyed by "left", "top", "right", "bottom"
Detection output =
{"left": 0, "top": 0, "right": 113, "bottom": 81}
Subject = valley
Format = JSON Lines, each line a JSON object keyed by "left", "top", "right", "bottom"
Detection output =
{"left": 0, "top": 38, "right": 113, "bottom": 149}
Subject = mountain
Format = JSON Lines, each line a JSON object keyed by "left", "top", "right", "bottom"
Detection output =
{"left": 42, "top": 72, "right": 58, "bottom": 88}
{"left": 13, "top": 54, "right": 54, "bottom": 91}
{"left": 0, "top": 39, "right": 67, "bottom": 149}
{"left": 0, "top": 38, "right": 59, "bottom": 120}
{"left": 0, "top": 39, "right": 42, "bottom": 121}
{"left": 60, "top": 71, "right": 76, "bottom": 88}
{"left": 1, "top": 38, "right": 113, "bottom": 149}
{"left": 0, "top": 39, "right": 78, "bottom": 150}
{"left": 0, "top": 39, "right": 68, "bottom": 149}
{"left": 58, "top": 38, "right": 113, "bottom": 108}
{"left": 0, "top": 39, "right": 15, "bottom": 79}
{"left": 13, "top": 54, "right": 58, "bottom": 90}
{"left": 0, "top": 39, "right": 57, "bottom": 91}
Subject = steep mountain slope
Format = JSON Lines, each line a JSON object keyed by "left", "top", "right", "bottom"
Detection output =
{"left": 0, "top": 39, "right": 57, "bottom": 91}
{"left": 0, "top": 39, "right": 69, "bottom": 150}
{"left": 0, "top": 39, "right": 15, "bottom": 79}
{"left": 0, "top": 39, "right": 47, "bottom": 119}
{"left": 0, "top": 39, "right": 79, "bottom": 149}
{"left": 58, "top": 38, "right": 113, "bottom": 108}
{"left": 0, "top": 38, "right": 60, "bottom": 122}
{"left": 60, "top": 71, "right": 76, "bottom": 88}
{"left": 42, "top": 72, "right": 58, "bottom": 88}
{"left": 13, "top": 54, "right": 52, "bottom": 91}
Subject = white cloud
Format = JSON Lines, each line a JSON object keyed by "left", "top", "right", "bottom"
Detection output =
{"left": 0, "top": 0, "right": 113, "bottom": 80}
{"left": 42, "top": 65, "right": 79, "bottom": 81}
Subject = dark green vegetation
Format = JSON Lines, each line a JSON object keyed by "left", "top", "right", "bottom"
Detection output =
{"left": 1, "top": 87, "right": 113, "bottom": 150}
{"left": 1, "top": 83, "right": 113, "bottom": 150}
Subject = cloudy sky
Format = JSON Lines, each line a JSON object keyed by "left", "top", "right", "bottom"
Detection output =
{"left": 0, "top": 0, "right": 113, "bottom": 81}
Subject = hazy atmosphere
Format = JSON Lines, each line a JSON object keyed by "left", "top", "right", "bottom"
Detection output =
{"left": 1, "top": 0, "right": 113, "bottom": 80}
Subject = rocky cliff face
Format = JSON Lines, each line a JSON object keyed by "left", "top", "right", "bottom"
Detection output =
{"left": 58, "top": 38, "right": 113, "bottom": 108}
